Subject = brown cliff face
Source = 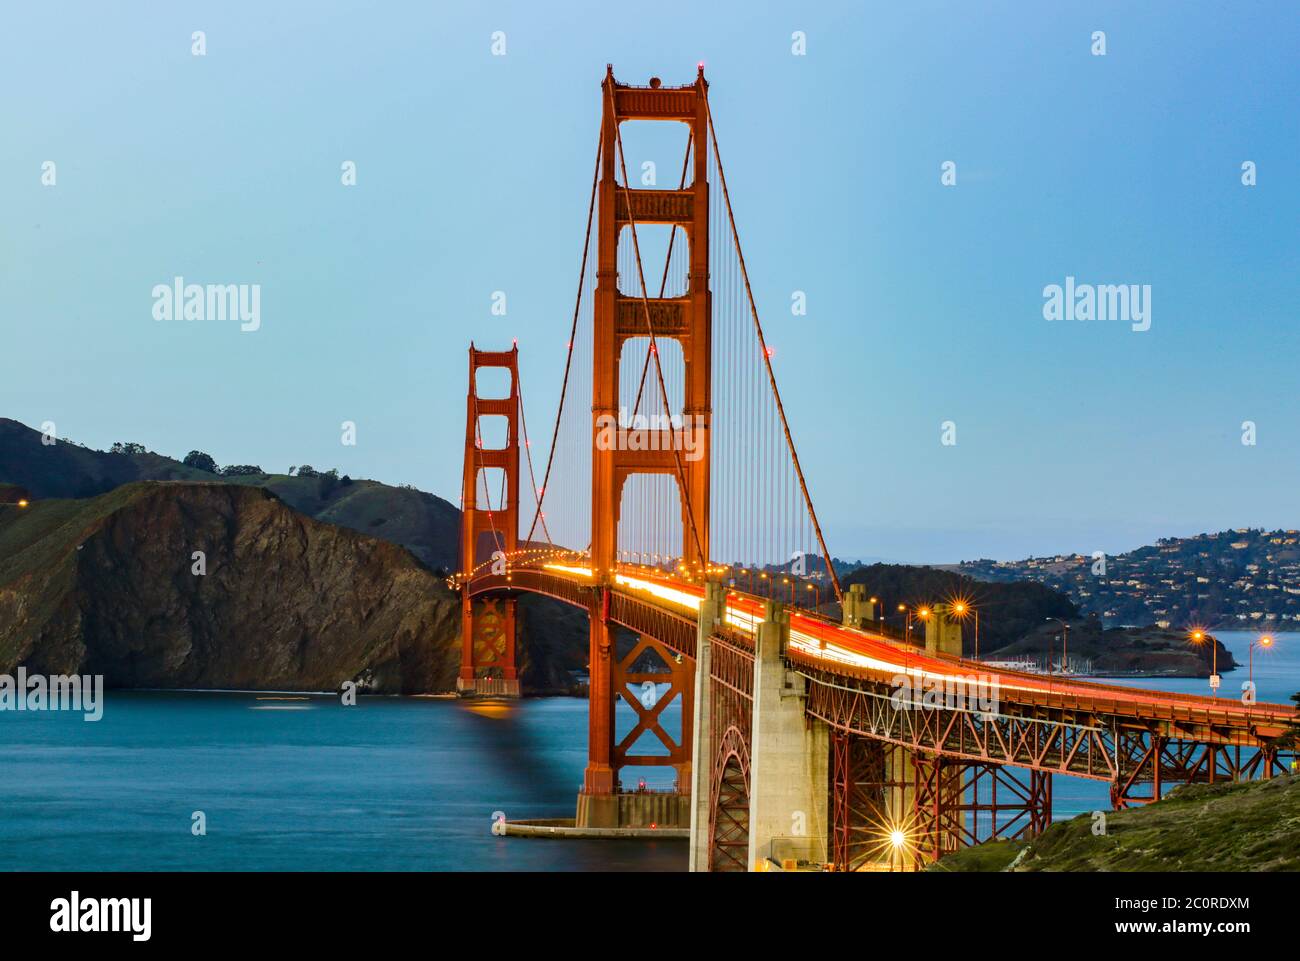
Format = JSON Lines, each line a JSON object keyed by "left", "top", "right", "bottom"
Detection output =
{"left": 0, "top": 483, "right": 462, "bottom": 693}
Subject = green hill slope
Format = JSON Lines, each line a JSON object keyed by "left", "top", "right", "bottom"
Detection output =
{"left": 931, "top": 774, "right": 1300, "bottom": 872}
{"left": 0, "top": 418, "right": 459, "bottom": 570}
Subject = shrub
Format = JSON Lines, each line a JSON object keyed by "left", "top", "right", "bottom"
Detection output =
{"left": 183, "top": 451, "right": 218, "bottom": 473}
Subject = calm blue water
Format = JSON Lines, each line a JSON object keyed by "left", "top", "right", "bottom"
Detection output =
{"left": 0, "top": 630, "right": 1292, "bottom": 870}
{"left": 0, "top": 692, "right": 686, "bottom": 871}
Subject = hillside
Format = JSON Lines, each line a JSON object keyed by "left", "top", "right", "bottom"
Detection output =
{"left": 0, "top": 418, "right": 214, "bottom": 497}
{"left": 960, "top": 529, "right": 1300, "bottom": 630}
{"left": 0, "top": 483, "right": 573, "bottom": 693}
{"left": 840, "top": 563, "right": 1077, "bottom": 654}
{"left": 986, "top": 615, "right": 1235, "bottom": 676}
{"left": 0, "top": 418, "right": 460, "bottom": 571}
{"left": 931, "top": 774, "right": 1300, "bottom": 872}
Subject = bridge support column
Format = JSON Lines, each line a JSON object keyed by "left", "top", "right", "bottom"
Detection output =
{"left": 747, "top": 601, "right": 828, "bottom": 870}
{"left": 885, "top": 745, "right": 918, "bottom": 867}
{"left": 689, "top": 581, "right": 726, "bottom": 872}
{"left": 925, "top": 604, "right": 963, "bottom": 656}
{"left": 841, "top": 583, "right": 876, "bottom": 629}
{"left": 578, "top": 588, "right": 618, "bottom": 827}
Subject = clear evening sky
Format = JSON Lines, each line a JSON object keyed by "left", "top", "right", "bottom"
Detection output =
{"left": 2, "top": 2, "right": 1296, "bottom": 563}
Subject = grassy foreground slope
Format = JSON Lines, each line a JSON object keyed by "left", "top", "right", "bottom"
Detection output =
{"left": 932, "top": 775, "right": 1300, "bottom": 872}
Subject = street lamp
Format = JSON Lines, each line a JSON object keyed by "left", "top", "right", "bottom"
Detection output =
{"left": 1249, "top": 634, "right": 1275, "bottom": 694}
{"left": 951, "top": 600, "right": 979, "bottom": 659}
{"left": 869, "top": 597, "right": 880, "bottom": 624}
{"left": 912, "top": 606, "right": 931, "bottom": 645}
{"left": 1045, "top": 617, "right": 1070, "bottom": 674}
{"left": 1188, "top": 628, "right": 1218, "bottom": 697}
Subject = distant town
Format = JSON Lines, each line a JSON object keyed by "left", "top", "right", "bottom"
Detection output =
{"left": 957, "top": 529, "right": 1300, "bottom": 630}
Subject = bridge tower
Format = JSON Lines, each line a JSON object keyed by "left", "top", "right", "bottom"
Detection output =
{"left": 581, "top": 66, "right": 712, "bottom": 817}
{"left": 458, "top": 344, "right": 521, "bottom": 698}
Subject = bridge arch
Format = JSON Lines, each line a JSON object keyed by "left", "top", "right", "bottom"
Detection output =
{"left": 709, "top": 725, "right": 751, "bottom": 872}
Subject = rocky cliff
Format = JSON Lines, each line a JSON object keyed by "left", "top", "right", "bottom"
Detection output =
{"left": 0, "top": 483, "right": 467, "bottom": 693}
{"left": 0, "top": 419, "right": 588, "bottom": 692}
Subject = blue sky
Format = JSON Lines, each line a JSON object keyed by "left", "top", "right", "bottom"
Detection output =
{"left": 2, "top": 2, "right": 1297, "bottom": 563}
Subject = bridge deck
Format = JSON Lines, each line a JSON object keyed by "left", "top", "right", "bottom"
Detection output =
{"left": 469, "top": 563, "right": 1295, "bottom": 740}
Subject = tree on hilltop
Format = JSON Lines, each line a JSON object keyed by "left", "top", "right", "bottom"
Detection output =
{"left": 183, "top": 451, "right": 218, "bottom": 473}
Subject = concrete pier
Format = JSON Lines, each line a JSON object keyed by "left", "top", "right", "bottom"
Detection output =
{"left": 575, "top": 791, "right": 691, "bottom": 831}
{"left": 841, "top": 583, "right": 877, "bottom": 629}
{"left": 456, "top": 677, "right": 521, "bottom": 697}
{"left": 689, "top": 581, "right": 726, "bottom": 872}
{"left": 503, "top": 818, "right": 688, "bottom": 839}
{"left": 746, "top": 601, "right": 829, "bottom": 870}
{"left": 925, "top": 603, "right": 963, "bottom": 656}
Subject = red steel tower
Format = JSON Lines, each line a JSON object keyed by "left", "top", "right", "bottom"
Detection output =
{"left": 581, "top": 66, "right": 712, "bottom": 820}
{"left": 458, "top": 344, "right": 521, "bottom": 697}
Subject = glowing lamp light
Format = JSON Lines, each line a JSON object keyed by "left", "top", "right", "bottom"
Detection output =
{"left": 889, "top": 830, "right": 906, "bottom": 849}
{"left": 1260, "top": 635, "right": 1274, "bottom": 648}
{"left": 765, "top": 346, "right": 776, "bottom": 358}
{"left": 17, "top": 499, "right": 29, "bottom": 508}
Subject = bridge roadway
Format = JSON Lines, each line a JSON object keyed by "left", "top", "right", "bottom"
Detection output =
{"left": 468, "top": 561, "right": 1294, "bottom": 783}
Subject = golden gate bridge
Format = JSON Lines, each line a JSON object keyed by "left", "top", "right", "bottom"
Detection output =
{"left": 451, "top": 66, "right": 1295, "bottom": 871}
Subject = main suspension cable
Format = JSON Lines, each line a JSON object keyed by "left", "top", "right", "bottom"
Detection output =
{"left": 704, "top": 90, "right": 842, "bottom": 604}
{"left": 524, "top": 129, "right": 602, "bottom": 545}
